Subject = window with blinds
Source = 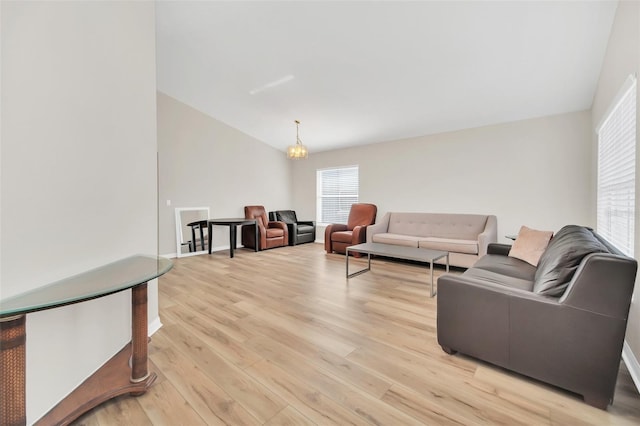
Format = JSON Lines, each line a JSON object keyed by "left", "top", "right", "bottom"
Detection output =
{"left": 597, "top": 74, "right": 637, "bottom": 256}
{"left": 316, "top": 166, "right": 359, "bottom": 224}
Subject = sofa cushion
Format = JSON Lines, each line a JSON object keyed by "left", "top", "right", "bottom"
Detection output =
{"left": 473, "top": 254, "right": 537, "bottom": 281}
{"left": 266, "top": 228, "right": 284, "bottom": 238}
{"left": 297, "top": 224, "right": 314, "bottom": 234}
{"left": 533, "top": 225, "right": 608, "bottom": 296}
{"left": 419, "top": 237, "right": 478, "bottom": 254}
{"left": 462, "top": 268, "right": 535, "bottom": 291}
{"left": 372, "top": 233, "right": 420, "bottom": 247}
{"left": 332, "top": 231, "right": 354, "bottom": 243}
{"left": 508, "top": 225, "right": 553, "bottom": 266}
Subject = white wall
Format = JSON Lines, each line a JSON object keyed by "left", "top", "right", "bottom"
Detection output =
{"left": 292, "top": 110, "right": 593, "bottom": 242}
{"left": 591, "top": 0, "right": 640, "bottom": 385}
{"left": 157, "top": 92, "right": 292, "bottom": 256}
{"left": 1, "top": 2, "right": 158, "bottom": 422}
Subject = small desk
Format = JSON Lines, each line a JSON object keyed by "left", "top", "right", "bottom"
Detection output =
{"left": 346, "top": 243, "right": 449, "bottom": 297}
{"left": 0, "top": 255, "right": 173, "bottom": 426}
{"left": 208, "top": 218, "right": 258, "bottom": 258}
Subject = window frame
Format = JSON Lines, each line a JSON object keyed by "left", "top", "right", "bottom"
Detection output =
{"left": 316, "top": 165, "right": 359, "bottom": 225}
{"left": 596, "top": 73, "right": 637, "bottom": 257}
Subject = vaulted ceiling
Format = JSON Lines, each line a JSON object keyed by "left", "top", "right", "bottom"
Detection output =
{"left": 156, "top": 1, "right": 617, "bottom": 153}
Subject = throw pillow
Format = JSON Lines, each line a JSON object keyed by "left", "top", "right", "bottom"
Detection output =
{"left": 508, "top": 225, "right": 553, "bottom": 266}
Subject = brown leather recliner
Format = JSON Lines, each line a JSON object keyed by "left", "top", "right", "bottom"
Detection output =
{"left": 325, "top": 203, "right": 377, "bottom": 255}
{"left": 242, "top": 205, "right": 288, "bottom": 250}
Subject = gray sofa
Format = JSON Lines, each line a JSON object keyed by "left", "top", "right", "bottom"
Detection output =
{"left": 437, "top": 225, "right": 637, "bottom": 409}
{"left": 366, "top": 212, "right": 497, "bottom": 268}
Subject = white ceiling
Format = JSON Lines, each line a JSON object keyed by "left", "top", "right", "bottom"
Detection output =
{"left": 156, "top": 1, "right": 617, "bottom": 153}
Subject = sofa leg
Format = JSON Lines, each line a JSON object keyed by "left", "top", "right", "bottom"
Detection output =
{"left": 583, "top": 394, "right": 611, "bottom": 410}
{"left": 441, "top": 346, "right": 457, "bottom": 355}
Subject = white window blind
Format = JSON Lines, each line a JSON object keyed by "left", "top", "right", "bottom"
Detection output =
{"left": 597, "top": 75, "right": 637, "bottom": 256}
{"left": 317, "top": 166, "right": 359, "bottom": 224}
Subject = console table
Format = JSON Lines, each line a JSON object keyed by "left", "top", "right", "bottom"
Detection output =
{"left": 0, "top": 255, "right": 173, "bottom": 426}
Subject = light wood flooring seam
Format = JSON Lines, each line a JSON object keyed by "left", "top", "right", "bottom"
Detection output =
{"left": 73, "top": 243, "right": 640, "bottom": 425}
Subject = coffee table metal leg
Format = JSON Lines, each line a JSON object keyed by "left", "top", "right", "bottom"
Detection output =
{"left": 346, "top": 249, "right": 371, "bottom": 278}
{"left": 345, "top": 249, "right": 349, "bottom": 277}
{"left": 430, "top": 261, "right": 436, "bottom": 297}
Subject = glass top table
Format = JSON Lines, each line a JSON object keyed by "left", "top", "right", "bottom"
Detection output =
{"left": 0, "top": 254, "right": 173, "bottom": 426}
{"left": 0, "top": 254, "right": 173, "bottom": 317}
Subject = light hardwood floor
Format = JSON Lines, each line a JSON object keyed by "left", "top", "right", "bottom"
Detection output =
{"left": 74, "top": 243, "right": 640, "bottom": 425}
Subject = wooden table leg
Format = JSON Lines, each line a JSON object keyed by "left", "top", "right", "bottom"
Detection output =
{"left": 35, "top": 283, "right": 156, "bottom": 425}
{"left": 0, "top": 315, "right": 26, "bottom": 426}
{"left": 131, "top": 283, "right": 150, "bottom": 386}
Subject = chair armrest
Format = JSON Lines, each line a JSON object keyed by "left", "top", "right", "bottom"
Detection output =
{"left": 268, "top": 220, "right": 287, "bottom": 230}
{"left": 366, "top": 212, "right": 390, "bottom": 242}
{"left": 487, "top": 243, "right": 512, "bottom": 256}
{"left": 297, "top": 220, "right": 315, "bottom": 226}
{"left": 351, "top": 225, "right": 368, "bottom": 245}
{"left": 477, "top": 215, "right": 498, "bottom": 257}
{"left": 325, "top": 223, "right": 348, "bottom": 252}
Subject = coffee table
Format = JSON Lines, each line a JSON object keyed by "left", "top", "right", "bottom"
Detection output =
{"left": 345, "top": 242, "right": 449, "bottom": 297}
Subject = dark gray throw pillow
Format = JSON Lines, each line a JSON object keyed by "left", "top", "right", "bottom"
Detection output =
{"left": 533, "top": 225, "right": 608, "bottom": 296}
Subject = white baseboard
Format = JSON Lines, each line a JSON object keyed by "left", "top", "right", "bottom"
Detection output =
{"left": 163, "top": 245, "right": 231, "bottom": 260}
{"left": 148, "top": 317, "right": 163, "bottom": 336}
{"left": 623, "top": 340, "right": 640, "bottom": 393}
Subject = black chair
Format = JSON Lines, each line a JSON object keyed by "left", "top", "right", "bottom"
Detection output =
{"left": 269, "top": 210, "right": 316, "bottom": 246}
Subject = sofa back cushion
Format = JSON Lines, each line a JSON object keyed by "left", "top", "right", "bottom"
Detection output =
{"left": 387, "top": 213, "right": 488, "bottom": 240}
{"left": 533, "top": 225, "right": 608, "bottom": 296}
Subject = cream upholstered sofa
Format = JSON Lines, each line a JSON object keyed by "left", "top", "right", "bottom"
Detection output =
{"left": 366, "top": 212, "right": 498, "bottom": 268}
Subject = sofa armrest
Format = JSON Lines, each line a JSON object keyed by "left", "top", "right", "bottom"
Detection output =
{"left": 477, "top": 215, "right": 498, "bottom": 257}
{"left": 366, "top": 212, "right": 390, "bottom": 242}
{"left": 438, "top": 271, "right": 629, "bottom": 407}
{"left": 438, "top": 273, "right": 519, "bottom": 366}
{"left": 487, "top": 243, "right": 512, "bottom": 256}
{"left": 560, "top": 253, "right": 637, "bottom": 319}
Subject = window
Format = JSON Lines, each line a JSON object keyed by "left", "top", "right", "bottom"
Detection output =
{"left": 597, "top": 74, "right": 637, "bottom": 256}
{"left": 317, "top": 166, "right": 359, "bottom": 224}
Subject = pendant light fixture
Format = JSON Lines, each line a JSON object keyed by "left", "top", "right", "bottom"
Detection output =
{"left": 287, "top": 120, "right": 308, "bottom": 159}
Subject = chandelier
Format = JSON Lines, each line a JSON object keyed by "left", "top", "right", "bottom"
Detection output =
{"left": 287, "top": 120, "right": 308, "bottom": 159}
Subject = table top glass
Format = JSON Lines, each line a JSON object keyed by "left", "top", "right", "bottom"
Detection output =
{"left": 347, "top": 242, "right": 448, "bottom": 262}
{"left": 0, "top": 255, "right": 173, "bottom": 317}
